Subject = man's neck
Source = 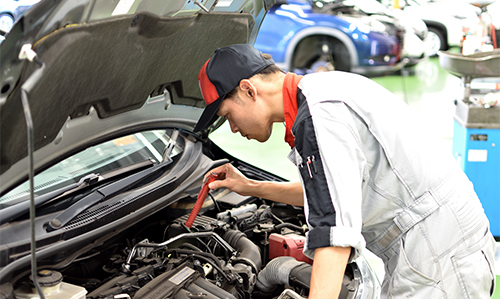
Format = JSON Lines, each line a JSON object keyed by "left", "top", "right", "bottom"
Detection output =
{"left": 249, "top": 72, "right": 286, "bottom": 123}
{"left": 266, "top": 72, "right": 286, "bottom": 123}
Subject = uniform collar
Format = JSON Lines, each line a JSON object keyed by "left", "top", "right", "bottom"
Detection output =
{"left": 282, "top": 72, "right": 303, "bottom": 148}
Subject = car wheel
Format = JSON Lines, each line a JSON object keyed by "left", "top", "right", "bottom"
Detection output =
{"left": 426, "top": 27, "right": 446, "bottom": 57}
{"left": 0, "top": 14, "right": 14, "bottom": 33}
{"left": 291, "top": 35, "right": 351, "bottom": 74}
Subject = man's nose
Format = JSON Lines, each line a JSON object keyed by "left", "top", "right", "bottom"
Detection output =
{"left": 229, "top": 121, "right": 239, "bottom": 133}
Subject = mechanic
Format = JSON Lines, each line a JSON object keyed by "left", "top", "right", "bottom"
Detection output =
{"left": 193, "top": 44, "right": 496, "bottom": 298}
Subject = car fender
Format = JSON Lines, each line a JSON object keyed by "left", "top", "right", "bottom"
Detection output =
{"left": 403, "top": 31, "right": 426, "bottom": 58}
{"left": 424, "top": 19, "right": 465, "bottom": 48}
{"left": 278, "top": 26, "right": 359, "bottom": 72}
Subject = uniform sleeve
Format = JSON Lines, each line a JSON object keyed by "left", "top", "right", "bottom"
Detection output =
{"left": 293, "top": 102, "right": 366, "bottom": 262}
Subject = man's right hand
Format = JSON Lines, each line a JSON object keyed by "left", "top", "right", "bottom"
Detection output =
{"left": 205, "top": 163, "right": 305, "bottom": 206}
{"left": 206, "top": 163, "right": 255, "bottom": 196}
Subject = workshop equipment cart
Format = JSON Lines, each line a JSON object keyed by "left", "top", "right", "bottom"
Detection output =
{"left": 439, "top": 49, "right": 500, "bottom": 237}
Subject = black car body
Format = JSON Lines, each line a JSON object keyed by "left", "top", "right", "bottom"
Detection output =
{"left": 0, "top": 0, "right": 380, "bottom": 298}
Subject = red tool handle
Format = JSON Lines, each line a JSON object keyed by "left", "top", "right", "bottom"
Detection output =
{"left": 185, "top": 172, "right": 218, "bottom": 228}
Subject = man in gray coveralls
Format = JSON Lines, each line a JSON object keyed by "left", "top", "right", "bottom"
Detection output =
{"left": 194, "top": 44, "right": 496, "bottom": 298}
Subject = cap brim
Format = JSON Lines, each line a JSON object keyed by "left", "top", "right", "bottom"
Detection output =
{"left": 193, "top": 96, "right": 224, "bottom": 132}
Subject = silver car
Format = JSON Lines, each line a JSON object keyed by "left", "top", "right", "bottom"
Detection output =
{"left": 0, "top": 1, "right": 380, "bottom": 298}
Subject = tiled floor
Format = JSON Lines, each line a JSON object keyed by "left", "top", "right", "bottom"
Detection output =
{"left": 210, "top": 52, "right": 500, "bottom": 294}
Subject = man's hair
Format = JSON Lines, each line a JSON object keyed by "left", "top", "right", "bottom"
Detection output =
{"left": 225, "top": 53, "right": 283, "bottom": 100}
{"left": 257, "top": 53, "right": 285, "bottom": 76}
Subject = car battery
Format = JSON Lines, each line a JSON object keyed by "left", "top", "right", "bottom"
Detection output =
{"left": 269, "top": 233, "right": 313, "bottom": 264}
{"left": 452, "top": 99, "right": 500, "bottom": 236}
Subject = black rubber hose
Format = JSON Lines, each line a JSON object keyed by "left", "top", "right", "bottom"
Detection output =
{"left": 273, "top": 223, "right": 307, "bottom": 233}
{"left": 178, "top": 242, "right": 203, "bottom": 252}
{"left": 289, "top": 262, "right": 312, "bottom": 289}
{"left": 255, "top": 256, "right": 306, "bottom": 293}
{"left": 223, "top": 230, "right": 262, "bottom": 272}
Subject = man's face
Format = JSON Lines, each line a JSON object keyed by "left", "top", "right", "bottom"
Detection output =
{"left": 217, "top": 93, "right": 273, "bottom": 142}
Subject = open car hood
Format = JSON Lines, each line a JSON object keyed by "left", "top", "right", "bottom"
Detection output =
{"left": 0, "top": 0, "right": 272, "bottom": 195}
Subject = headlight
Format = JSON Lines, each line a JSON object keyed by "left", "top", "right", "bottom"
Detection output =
{"left": 355, "top": 254, "right": 382, "bottom": 299}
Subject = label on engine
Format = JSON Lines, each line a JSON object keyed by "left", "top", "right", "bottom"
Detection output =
{"left": 169, "top": 266, "right": 195, "bottom": 285}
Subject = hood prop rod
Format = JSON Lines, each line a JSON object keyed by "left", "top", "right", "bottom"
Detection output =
{"left": 162, "top": 129, "right": 179, "bottom": 162}
{"left": 19, "top": 44, "right": 46, "bottom": 299}
{"left": 194, "top": 0, "right": 209, "bottom": 13}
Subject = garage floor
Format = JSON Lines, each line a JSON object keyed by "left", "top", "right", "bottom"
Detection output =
{"left": 209, "top": 53, "right": 500, "bottom": 295}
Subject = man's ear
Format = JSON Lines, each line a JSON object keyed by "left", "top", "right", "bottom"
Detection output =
{"left": 239, "top": 79, "right": 256, "bottom": 100}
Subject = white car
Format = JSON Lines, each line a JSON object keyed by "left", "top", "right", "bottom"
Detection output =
{"left": 347, "top": 0, "right": 430, "bottom": 65}
{"left": 379, "top": 0, "right": 481, "bottom": 56}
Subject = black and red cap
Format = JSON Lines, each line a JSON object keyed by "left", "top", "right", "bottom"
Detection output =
{"left": 194, "top": 44, "right": 275, "bottom": 132}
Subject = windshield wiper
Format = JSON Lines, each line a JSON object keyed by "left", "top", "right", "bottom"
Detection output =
{"left": 0, "top": 159, "right": 157, "bottom": 225}
{"left": 0, "top": 174, "right": 100, "bottom": 226}
{"left": 46, "top": 159, "right": 173, "bottom": 231}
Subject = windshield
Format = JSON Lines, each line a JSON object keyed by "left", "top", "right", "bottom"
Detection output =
{"left": 0, "top": 129, "right": 182, "bottom": 208}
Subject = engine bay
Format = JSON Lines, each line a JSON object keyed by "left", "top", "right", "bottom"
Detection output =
{"left": 1, "top": 132, "right": 371, "bottom": 299}
{"left": 10, "top": 179, "right": 363, "bottom": 299}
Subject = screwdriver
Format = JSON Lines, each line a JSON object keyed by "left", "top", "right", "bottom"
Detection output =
{"left": 185, "top": 172, "right": 218, "bottom": 228}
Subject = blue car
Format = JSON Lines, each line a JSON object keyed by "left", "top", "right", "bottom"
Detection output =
{"left": 255, "top": 0, "right": 406, "bottom": 76}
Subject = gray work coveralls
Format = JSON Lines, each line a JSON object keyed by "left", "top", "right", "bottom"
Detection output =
{"left": 286, "top": 71, "right": 496, "bottom": 298}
